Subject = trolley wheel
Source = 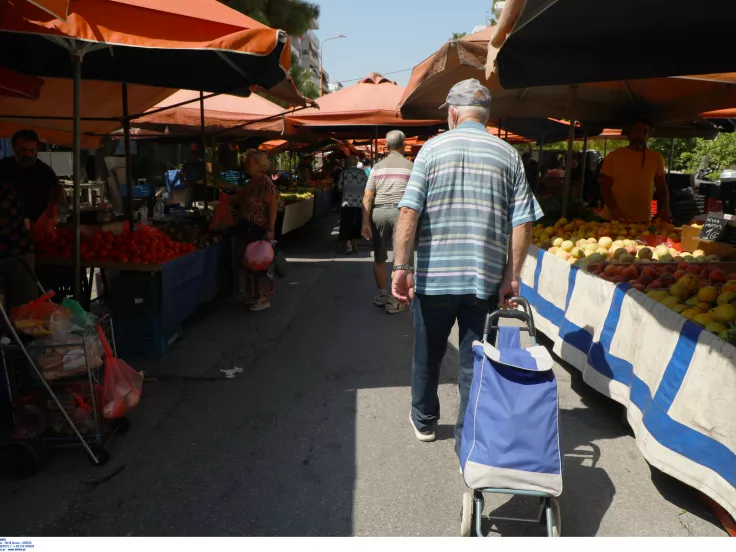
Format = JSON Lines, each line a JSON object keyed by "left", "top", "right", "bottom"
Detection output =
{"left": 460, "top": 491, "right": 474, "bottom": 537}
{"left": 1, "top": 442, "right": 41, "bottom": 478}
{"left": 545, "top": 498, "right": 561, "bottom": 537}
{"left": 87, "top": 445, "right": 110, "bottom": 467}
{"left": 114, "top": 417, "right": 131, "bottom": 435}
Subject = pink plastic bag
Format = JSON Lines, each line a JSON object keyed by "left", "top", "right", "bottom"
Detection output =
{"left": 98, "top": 325, "right": 143, "bottom": 419}
{"left": 245, "top": 240, "right": 274, "bottom": 271}
{"left": 210, "top": 191, "right": 235, "bottom": 232}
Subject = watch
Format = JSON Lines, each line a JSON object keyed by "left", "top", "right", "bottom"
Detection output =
{"left": 392, "top": 264, "right": 413, "bottom": 273}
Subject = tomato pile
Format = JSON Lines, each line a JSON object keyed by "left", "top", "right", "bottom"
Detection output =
{"left": 36, "top": 227, "right": 197, "bottom": 265}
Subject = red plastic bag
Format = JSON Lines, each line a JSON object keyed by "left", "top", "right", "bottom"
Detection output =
{"left": 245, "top": 240, "right": 274, "bottom": 271}
{"left": 209, "top": 191, "right": 235, "bottom": 232}
{"left": 98, "top": 324, "right": 143, "bottom": 419}
{"left": 31, "top": 204, "right": 58, "bottom": 243}
{"left": 10, "top": 291, "right": 66, "bottom": 337}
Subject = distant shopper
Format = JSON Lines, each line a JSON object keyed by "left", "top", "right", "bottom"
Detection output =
{"left": 361, "top": 130, "right": 414, "bottom": 314}
{"left": 180, "top": 148, "right": 204, "bottom": 208}
{"left": 600, "top": 119, "right": 672, "bottom": 223}
{"left": 231, "top": 149, "right": 279, "bottom": 312}
{"left": 392, "top": 79, "right": 542, "bottom": 451}
{"left": 0, "top": 129, "right": 61, "bottom": 222}
{"left": 337, "top": 155, "right": 367, "bottom": 254}
{"left": 363, "top": 159, "right": 373, "bottom": 177}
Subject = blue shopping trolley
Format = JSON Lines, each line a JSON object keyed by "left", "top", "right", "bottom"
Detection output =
{"left": 459, "top": 297, "right": 562, "bottom": 537}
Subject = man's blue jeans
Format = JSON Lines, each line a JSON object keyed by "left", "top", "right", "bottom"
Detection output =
{"left": 410, "top": 293, "right": 498, "bottom": 457}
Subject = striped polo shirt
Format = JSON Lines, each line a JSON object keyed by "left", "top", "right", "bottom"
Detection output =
{"left": 398, "top": 121, "right": 543, "bottom": 299}
{"left": 366, "top": 152, "right": 414, "bottom": 204}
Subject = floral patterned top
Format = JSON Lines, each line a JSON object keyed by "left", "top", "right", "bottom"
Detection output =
{"left": 0, "top": 181, "right": 34, "bottom": 259}
{"left": 338, "top": 167, "right": 367, "bottom": 208}
{"left": 234, "top": 173, "right": 278, "bottom": 229}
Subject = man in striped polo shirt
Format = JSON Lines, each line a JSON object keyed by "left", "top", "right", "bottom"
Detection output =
{"left": 361, "top": 130, "right": 414, "bottom": 314}
{"left": 392, "top": 79, "right": 543, "bottom": 451}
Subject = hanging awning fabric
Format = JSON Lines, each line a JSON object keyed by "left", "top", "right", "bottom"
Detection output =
{"left": 400, "top": 27, "right": 736, "bottom": 129}
{"left": 133, "top": 89, "right": 317, "bottom": 141}
{"left": 24, "top": 0, "right": 69, "bottom": 19}
{"left": 0, "top": 77, "right": 174, "bottom": 147}
{"left": 0, "top": 66, "right": 44, "bottom": 99}
{"left": 0, "top": 0, "right": 291, "bottom": 94}
{"left": 491, "top": 0, "right": 736, "bottom": 89}
{"left": 286, "top": 72, "right": 444, "bottom": 138}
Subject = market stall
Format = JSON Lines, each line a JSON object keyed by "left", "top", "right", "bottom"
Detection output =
{"left": 520, "top": 217, "right": 736, "bottom": 520}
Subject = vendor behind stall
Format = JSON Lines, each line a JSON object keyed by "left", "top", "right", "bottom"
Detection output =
{"left": 298, "top": 155, "right": 314, "bottom": 184}
{"left": 600, "top": 119, "right": 672, "bottom": 223}
{"left": 0, "top": 130, "right": 61, "bottom": 222}
{"left": 180, "top": 148, "right": 205, "bottom": 208}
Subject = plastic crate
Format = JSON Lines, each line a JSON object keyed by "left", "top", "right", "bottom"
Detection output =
{"left": 108, "top": 271, "right": 161, "bottom": 317}
{"left": 112, "top": 317, "right": 180, "bottom": 360}
{"left": 121, "top": 183, "right": 155, "bottom": 198}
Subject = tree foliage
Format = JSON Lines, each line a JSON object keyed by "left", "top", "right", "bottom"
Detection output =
{"left": 452, "top": 32, "right": 468, "bottom": 40}
{"left": 289, "top": 54, "right": 319, "bottom": 99}
{"left": 221, "top": 0, "right": 320, "bottom": 37}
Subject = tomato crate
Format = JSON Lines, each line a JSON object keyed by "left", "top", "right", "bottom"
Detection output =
{"left": 112, "top": 317, "right": 180, "bottom": 360}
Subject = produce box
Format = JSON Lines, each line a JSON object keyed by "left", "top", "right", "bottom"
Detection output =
{"left": 113, "top": 317, "right": 180, "bottom": 360}
{"left": 108, "top": 271, "right": 161, "bottom": 318}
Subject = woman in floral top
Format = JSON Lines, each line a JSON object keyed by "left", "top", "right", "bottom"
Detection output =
{"left": 230, "top": 150, "right": 279, "bottom": 312}
{"left": 337, "top": 155, "right": 368, "bottom": 254}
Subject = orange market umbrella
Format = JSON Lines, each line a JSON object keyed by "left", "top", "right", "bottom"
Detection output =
{"left": 401, "top": 26, "right": 736, "bottom": 128}
{"left": 286, "top": 73, "right": 444, "bottom": 139}
{"left": 0, "top": 0, "right": 291, "bottom": 93}
{"left": 0, "top": 77, "right": 173, "bottom": 147}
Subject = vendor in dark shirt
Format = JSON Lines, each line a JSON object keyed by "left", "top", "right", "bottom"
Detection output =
{"left": 0, "top": 129, "right": 62, "bottom": 222}
{"left": 0, "top": 180, "right": 38, "bottom": 308}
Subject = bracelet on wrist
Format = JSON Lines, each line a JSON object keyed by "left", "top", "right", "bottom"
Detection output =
{"left": 392, "top": 264, "right": 413, "bottom": 273}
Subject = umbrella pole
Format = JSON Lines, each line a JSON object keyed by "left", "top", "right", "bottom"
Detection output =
{"left": 535, "top": 132, "right": 545, "bottom": 194}
{"left": 72, "top": 53, "right": 82, "bottom": 301}
{"left": 374, "top": 126, "right": 378, "bottom": 162}
{"left": 603, "top": 137, "right": 608, "bottom": 157}
{"left": 667, "top": 137, "right": 676, "bottom": 182}
{"left": 580, "top": 130, "right": 588, "bottom": 200}
{"left": 200, "top": 91, "right": 208, "bottom": 210}
{"left": 121, "top": 84, "right": 134, "bottom": 231}
{"left": 562, "top": 121, "right": 576, "bottom": 219}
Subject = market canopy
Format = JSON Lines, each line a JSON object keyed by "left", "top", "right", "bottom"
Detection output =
{"left": 24, "top": 0, "right": 68, "bottom": 19}
{"left": 286, "top": 72, "right": 444, "bottom": 139}
{"left": 0, "top": 0, "right": 291, "bottom": 94}
{"left": 490, "top": 0, "right": 736, "bottom": 89}
{"left": 133, "top": 89, "right": 317, "bottom": 140}
{"left": 0, "top": 66, "right": 44, "bottom": 99}
{"left": 400, "top": 26, "right": 736, "bottom": 130}
{"left": 0, "top": 77, "right": 173, "bottom": 147}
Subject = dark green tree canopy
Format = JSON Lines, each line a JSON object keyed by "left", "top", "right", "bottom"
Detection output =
{"left": 221, "top": 0, "right": 320, "bottom": 37}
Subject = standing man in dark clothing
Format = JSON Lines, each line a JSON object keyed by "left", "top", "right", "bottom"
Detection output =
{"left": 0, "top": 129, "right": 61, "bottom": 222}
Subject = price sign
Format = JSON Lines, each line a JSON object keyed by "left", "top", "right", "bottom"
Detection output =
{"left": 699, "top": 215, "right": 729, "bottom": 241}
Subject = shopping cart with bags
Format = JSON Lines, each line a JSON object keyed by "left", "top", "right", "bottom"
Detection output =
{"left": 459, "top": 297, "right": 562, "bottom": 537}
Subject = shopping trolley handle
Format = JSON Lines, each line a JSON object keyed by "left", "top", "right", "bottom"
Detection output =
{"left": 483, "top": 296, "right": 536, "bottom": 338}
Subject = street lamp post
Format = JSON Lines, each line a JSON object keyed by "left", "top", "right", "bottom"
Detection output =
{"left": 320, "top": 34, "right": 346, "bottom": 96}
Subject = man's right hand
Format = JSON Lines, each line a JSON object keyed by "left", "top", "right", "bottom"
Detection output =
{"left": 361, "top": 223, "right": 372, "bottom": 241}
{"left": 498, "top": 275, "right": 520, "bottom": 309}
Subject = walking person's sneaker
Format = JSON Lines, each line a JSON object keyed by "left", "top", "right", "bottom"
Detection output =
{"left": 409, "top": 414, "right": 436, "bottom": 442}
{"left": 249, "top": 300, "right": 271, "bottom": 312}
{"left": 385, "top": 299, "right": 406, "bottom": 314}
{"left": 373, "top": 293, "right": 389, "bottom": 307}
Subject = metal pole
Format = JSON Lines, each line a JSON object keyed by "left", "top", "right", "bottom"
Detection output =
{"left": 319, "top": 42, "right": 324, "bottom": 97}
{"left": 72, "top": 53, "right": 82, "bottom": 301}
{"left": 580, "top": 130, "right": 588, "bottom": 200}
{"left": 603, "top": 137, "right": 608, "bottom": 157}
{"left": 536, "top": 132, "right": 545, "bottom": 193}
{"left": 122, "top": 84, "right": 134, "bottom": 230}
{"left": 561, "top": 120, "right": 576, "bottom": 219}
{"left": 200, "top": 90, "right": 208, "bottom": 210}
{"left": 667, "top": 137, "right": 676, "bottom": 181}
{"left": 374, "top": 126, "right": 378, "bottom": 162}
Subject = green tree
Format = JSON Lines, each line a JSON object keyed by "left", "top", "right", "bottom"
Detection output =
{"left": 289, "top": 54, "right": 319, "bottom": 99}
{"left": 452, "top": 32, "right": 467, "bottom": 40}
{"left": 221, "top": 0, "right": 320, "bottom": 37}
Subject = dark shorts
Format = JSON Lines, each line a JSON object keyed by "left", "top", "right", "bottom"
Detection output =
{"left": 339, "top": 206, "right": 362, "bottom": 241}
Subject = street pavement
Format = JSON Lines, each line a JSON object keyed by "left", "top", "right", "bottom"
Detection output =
{"left": 0, "top": 215, "right": 727, "bottom": 536}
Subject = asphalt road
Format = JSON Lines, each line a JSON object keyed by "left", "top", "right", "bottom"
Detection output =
{"left": 0, "top": 216, "right": 726, "bottom": 536}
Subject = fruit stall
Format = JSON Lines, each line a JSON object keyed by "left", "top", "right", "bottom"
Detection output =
{"left": 523, "top": 217, "right": 736, "bottom": 521}
{"left": 34, "top": 222, "right": 232, "bottom": 359}
{"left": 278, "top": 188, "right": 315, "bottom": 236}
